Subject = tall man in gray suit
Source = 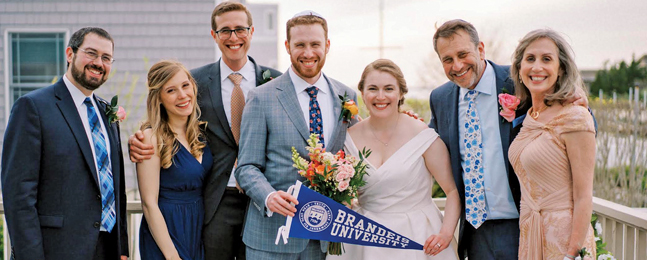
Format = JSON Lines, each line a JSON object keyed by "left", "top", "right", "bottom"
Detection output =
{"left": 427, "top": 20, "right": 522, "bottom": 260}
{"left": 235, "top": 11, "right": 357, "bottom": 260}
{"left": 128, "top": 2, "right": 280, "bottom": 259}
{"left": 2, "top": 27, "right": 129, "bottom": 260}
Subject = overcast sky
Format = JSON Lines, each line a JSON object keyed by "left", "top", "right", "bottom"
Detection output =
{"left": 248, "top": 0, "right": 647, "bottom": 97}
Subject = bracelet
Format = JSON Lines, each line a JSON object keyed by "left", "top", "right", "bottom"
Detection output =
{"left": 565, "top": 253, "right": 577, "bottom": 259}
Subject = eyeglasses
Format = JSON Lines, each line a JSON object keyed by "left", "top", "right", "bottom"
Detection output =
{"left": 77, "top": 48, "right": 114, "bottom": 65}
{"left": 215, "top": 27, "right": 251, "bottom": 40}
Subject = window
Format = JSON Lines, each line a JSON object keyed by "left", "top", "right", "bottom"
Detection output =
{"left": 9, "top": 32, "right": 66, "bottom": 104}
{"left": 267, "top": 11, "right": 274, "bottom": 31}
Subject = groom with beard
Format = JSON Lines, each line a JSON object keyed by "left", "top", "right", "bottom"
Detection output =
{"left": 235, "top": 11, "right": 357, "bottom": 259}
{"left": 2, "top": 27, "right": 129, "bottom": 260}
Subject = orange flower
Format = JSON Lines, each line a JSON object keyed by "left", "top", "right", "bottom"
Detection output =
{"left": 344, "top": 101, "right": 359, "bottom": 116}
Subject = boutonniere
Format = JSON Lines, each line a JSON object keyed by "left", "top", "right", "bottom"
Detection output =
{"left": 261, "top": 69, "right": 274, "bottom": 84}
{"left": 498, "top": 93, "right": 520, "bottom": 123}
{"left": 105, "top": 95, "right": 126, "bottom": 124}
{"left": 338, "top": 93, "right": 358, "bottom": 123}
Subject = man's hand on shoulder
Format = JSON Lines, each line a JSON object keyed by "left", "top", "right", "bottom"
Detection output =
{"left": 568, "top": 87, "right": 589, "bottom": 108}
{"left": 128, "top": 130, "right": 154, "bottom": 163}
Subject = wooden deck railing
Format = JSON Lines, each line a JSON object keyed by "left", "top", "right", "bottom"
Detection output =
{"left": 1, "top": 197, "right": 646, "bottom": 260}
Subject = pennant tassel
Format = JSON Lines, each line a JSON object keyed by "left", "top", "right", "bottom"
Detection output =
{"left": 275, "top": 183, "right": 301, "bottom": 245}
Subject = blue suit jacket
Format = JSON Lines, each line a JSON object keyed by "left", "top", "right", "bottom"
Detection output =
{"left": 1, "top": 79, "right": 128, "bottom": 259}
{"left": 428, "top": 61, "right": 524, "bottom": 258}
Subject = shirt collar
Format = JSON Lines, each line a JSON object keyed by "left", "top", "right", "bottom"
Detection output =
{"left": 220, "top": 56, "right": 254, "bottom": 83}
{"left": 288, "top": 66, "right": 329, "bottom": 94}
{"left": 63, "top": 74, "right": 95, "bottom": 107}
{"left": 459, "top": 60, "right": 495, "bottom": 100}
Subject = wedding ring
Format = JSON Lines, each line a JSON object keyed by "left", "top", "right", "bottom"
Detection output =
{"left": 436, "top": 243, "right": 441, "bottom": 248}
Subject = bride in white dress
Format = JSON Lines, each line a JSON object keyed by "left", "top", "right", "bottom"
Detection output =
{"left": 328, "top": 59, "right": 460, "bottom": 259}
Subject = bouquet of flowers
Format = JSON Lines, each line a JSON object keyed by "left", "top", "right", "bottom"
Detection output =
{"left": 291, "top": 133, "right": 371, "bottom": 255}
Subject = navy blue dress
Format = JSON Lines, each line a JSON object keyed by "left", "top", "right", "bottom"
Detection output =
{"left": 139, "top": 141, "right": 213, "bottom": 260}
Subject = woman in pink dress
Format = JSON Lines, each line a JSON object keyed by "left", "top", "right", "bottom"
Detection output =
{"left": 508, "top": 29, "right": 597, "bottom": 260}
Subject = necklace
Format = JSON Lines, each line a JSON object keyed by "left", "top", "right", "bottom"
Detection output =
{"left": 530, "top": 105, "right": 548, "bottom": 120}
{"left": 368, "top": 114, "right": 400, "bottom": 146}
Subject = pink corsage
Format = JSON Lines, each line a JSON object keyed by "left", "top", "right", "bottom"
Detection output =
{"left": 498, "top": 93, "right": 520, "bottom": 122}
{"left": 106, "top": 95, "right": 126, "bottom": 124}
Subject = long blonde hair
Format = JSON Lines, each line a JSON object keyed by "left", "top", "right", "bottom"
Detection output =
{"left": 143, "top": 60, "right": 206, "bottom": 169}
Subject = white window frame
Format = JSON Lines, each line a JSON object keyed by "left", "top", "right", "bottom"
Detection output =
{"left": 4, "top": 28, "right": 69, "bottom": 124}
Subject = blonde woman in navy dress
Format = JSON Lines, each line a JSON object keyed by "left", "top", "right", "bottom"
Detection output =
{"left": 137, "top": 60, "right": 212, "bottom": 260}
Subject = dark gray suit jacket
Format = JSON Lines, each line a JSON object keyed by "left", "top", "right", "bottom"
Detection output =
{"left": 1, "top": 79, "right": 128, "bottom": 259}
{"left": 191, "top": 56, "right": 281, "bottom": 225}
{"left": 428, "top": 61, "right": 524, "bottom": 258}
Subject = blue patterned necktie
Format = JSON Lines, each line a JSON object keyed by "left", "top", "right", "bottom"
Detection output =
{"left": 463, "top": 90, "right": 487, "bottom": 229}
{"left": 84, "top": 98, "right": 116, "bottom": 232}
{"left": 306, "top": 86, "right": 324, "bottom": 148}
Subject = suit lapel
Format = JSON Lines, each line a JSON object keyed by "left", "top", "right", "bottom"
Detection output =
{"left": 276, "top": 72, "right": 310, "bottom": 142}
{"left": 95, "top": 97, "right": 121, "bottom": 193}
{"left": 447, "top": 84, "right": 462, "bottom": 184}
{"left": 54, "top": 81, "right": 100, "bottom": 188}
{"left": 492, "top": 63, "right": 513, "bottom": 171}
{"left": 250, "top": 56, "right": 265, "bottom": 86}
{"left": 324, "top": 75, "right": 346, "bottom": 153}
{"left": 206, "top": 60, "right": 237, "bottom": 146}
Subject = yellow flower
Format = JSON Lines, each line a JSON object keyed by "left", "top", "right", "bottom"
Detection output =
{"left": 344, "top": 101, "right": 359, "bottom": 115}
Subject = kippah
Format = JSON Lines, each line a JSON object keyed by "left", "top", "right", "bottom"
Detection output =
{"left": 292, "top": 10, "right": 325, "bottom": 20}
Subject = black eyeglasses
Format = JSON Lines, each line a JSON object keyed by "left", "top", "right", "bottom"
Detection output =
{"left": 215, "top": 27, "right": 251, "bottom": 40}
{"left": 78, "top": 48, "right": 114, "bottom": 65}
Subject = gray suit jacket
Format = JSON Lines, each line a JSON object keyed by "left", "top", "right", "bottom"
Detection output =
{"left": 428, "top": 61, "right": 523, "bottom": 259}
{"left": 235, "top": 71, "right": 357, "bottom": 253}
{"left": 191, "top": 56, "right": 280, "bottom": 225}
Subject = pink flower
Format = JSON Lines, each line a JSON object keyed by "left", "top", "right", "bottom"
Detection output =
{"left": 338, "top": 164, "right": 355, "bottom": 178}
{"left": 498, "top": 93, "right": 520, "bottom": 122}
{"left": 500, "top": 108, "right": 516, "bottom": 122}
{"left": 337, "top": 180, "right": 349, "bottom": 192}
{"left": 116, "top": 106, "right": 127, "bottom": 122}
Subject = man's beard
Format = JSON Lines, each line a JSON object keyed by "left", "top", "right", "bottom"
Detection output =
{"left": 71, "top": 56, "right": 107, "bottom": 91}
{"left": 291, "top": 55, "right": 326, "bottom": 80}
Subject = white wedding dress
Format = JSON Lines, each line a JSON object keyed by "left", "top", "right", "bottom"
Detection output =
{"left": 327, "top": 128, "right": 458, "bottom": 260}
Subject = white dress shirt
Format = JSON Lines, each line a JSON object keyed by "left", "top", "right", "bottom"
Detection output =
{"left": 288, "top": 67, "right": 335, "bottom": 147}
{"left": 220, "top": 57, "right": 256, "bottom": 187}
{"left": 63, "top": 75, "right": 113, "bottom": 231}
{"left": 457, "top": 61, "right": 519, "bottom": 220}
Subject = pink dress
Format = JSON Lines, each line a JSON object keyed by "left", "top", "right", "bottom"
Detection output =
{"left": 508, "top": 104, "right": 597, "bottom": 260}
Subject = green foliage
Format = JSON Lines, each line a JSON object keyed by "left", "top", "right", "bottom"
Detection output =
{"left": 357, "top": 97, "right": 431, "bottom": 123}
{"left": 432, "top": 182, "right": 446, "bottom": 198}
{"left": 591, "top": 214, "right": 613, "bottom": 258}
{"left": 591, "top": 56, "right": 647, "bottom": 96}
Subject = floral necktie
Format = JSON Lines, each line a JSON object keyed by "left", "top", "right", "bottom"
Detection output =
{"left": 463, "top": 90, "right": 487, "bottom": 228}
{"left": 306, "top": 86, "right": 324, "bottom": 148}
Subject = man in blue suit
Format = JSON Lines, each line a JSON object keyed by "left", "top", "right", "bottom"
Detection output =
{"left": 1, "top": 27, "right": 128, "bottom": 260}
{"left": 428, "top": 20, "right": 521, "bottom": 260}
